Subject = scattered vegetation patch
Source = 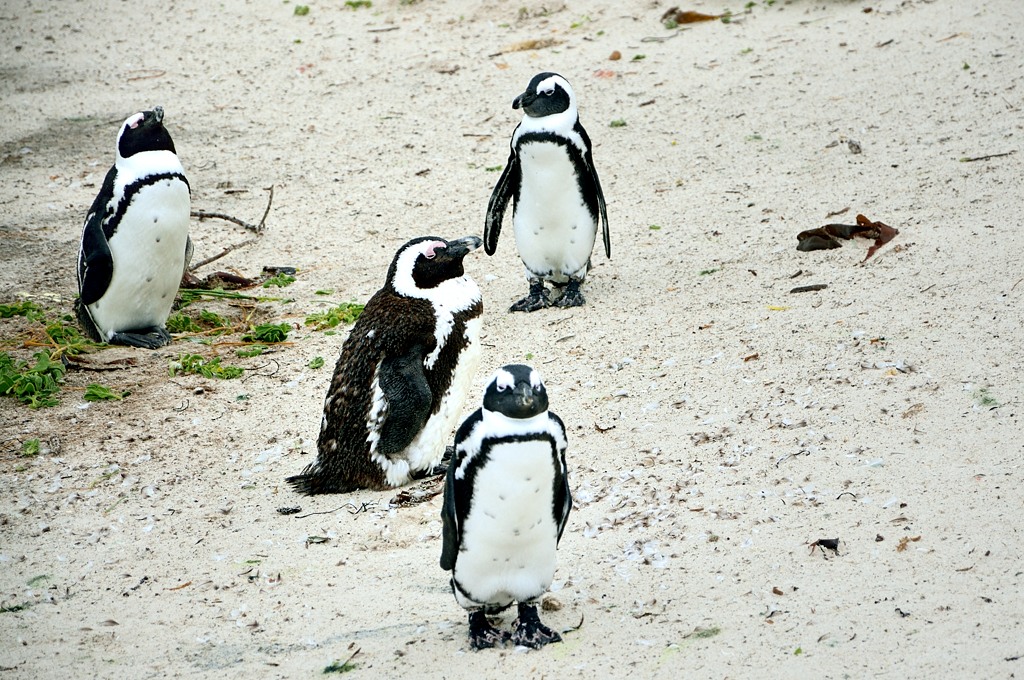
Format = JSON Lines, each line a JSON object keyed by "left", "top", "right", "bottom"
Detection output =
{"left": 177, "top": 288, "right": 261, "bottom": 308}
{"left": 84, "top": 384, "right": 128, "bottom": 402}
{"left": 20, "top": 438, "right": 40, "bottom": 457}
{"left": 691, "top": 626, "right": 721, "bottom": 639}
{"left": 323, "top": 648, "right": 360, "bottom": 673}
{"left": 42, "top": 318, "right": 103, "bottom": 358}
{"left": 308, "top": 356, "right": 325, "bottom": 369}
{"left": 236, "top": 345, "right": 268, "bottom": 358}
{"left": 166, "top": 312, "right": 202, "bottom": 334}
{"left": 169, "top": 354, "right": 244, "bottom": 380}
{"left": 0, "top": 351, "right": 66, "bottom": 408}
{"left": 0, "top": 301, "right": 46, "bottom": 322}
{"left": 305, "top": 302, "right": 364, "bottom": 330}
{"left": 263, "top": 272, "right": 296, "bottom": 288}
{"left": 243, "top": 323, "right": 290, "bottom": 343}
{"left": 975, "top": 388, "right": 998, "bottom": 408}
{"left": 0, "top": 602, "right": 30, "bottom": 614}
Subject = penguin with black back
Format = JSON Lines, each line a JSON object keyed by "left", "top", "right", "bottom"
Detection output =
{"left": 287, "top": 235, "right": 484, "bottom": 494}
{"left": 441, "top": 364, "right": 571, "bottom": 650}
{"left": 484, "top": 72, "right": 609, "bottom": 312}
{"left": 76, "top": 106, "right": 192, "bottom": 348}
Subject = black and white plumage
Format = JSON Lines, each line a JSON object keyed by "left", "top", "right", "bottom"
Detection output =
{"left": 75, "top": 107, "right": 192, "bottom": 349}
{"left": 288, "top": 235, "right": 484, "bottom": 495}
{"left": 484, "top": 72, "right": 609, "bottom": 312}
{"left": 441, "top": 364, "right": 571, "bottom": 650}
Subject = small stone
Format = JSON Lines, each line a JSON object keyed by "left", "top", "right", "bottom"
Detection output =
{"left": 541, "top": 595, "right": 562, "bottom": 611}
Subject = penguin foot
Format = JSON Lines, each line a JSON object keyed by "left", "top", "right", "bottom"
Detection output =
{"left": 553, "top": 279, "right": 586, "bottom": 308}
{"left": 108, "top": 327, "right": 172, "bottom": 349}
{"left": 468, "top": 610, "right": 510, "bottom": 650}
{"left": 511, "top": 602, "right": 562, "bottom": 649}
{"left": 509, "top": 282, "right": 550, "bottom": 313}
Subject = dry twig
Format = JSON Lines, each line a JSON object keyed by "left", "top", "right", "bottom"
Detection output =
{"left": 188, "top": 186, "right": 274, "bottom": 271}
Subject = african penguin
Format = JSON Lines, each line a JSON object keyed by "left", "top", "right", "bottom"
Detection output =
{"left": 76, "top": 106, "right": 193, "bottom": 349}
{"left": 287, "top": 235, "right": 484, "bottom": 495}
{"left": 484, "top": 72, "right": 610, "bottom": 312}
{"left": 441, "top": 364, "right": 571, "bottom": 650}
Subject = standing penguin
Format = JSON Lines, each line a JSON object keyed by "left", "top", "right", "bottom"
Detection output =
{"left": 76, "top": 107, "right": 193, "bottom": 348}
{"left": 441, "top": 364, "right": 571, "bottom": 650}
{"left": 484, "top": 72, "right": 609, "bottom": 312}
{"left": 287, "top": 235, "right": 484, "bottom": 495}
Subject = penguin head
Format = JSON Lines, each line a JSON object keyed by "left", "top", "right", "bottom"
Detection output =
{"left": 117, "top": 106, "right": 176, "bottom": 160}
{"left": 513, "top": 72, "right": 575, "bottom": 119}
{"left": 388, "top": 235, "right": 482, "bottom": 298}
{"left": 483, "top": 364, "right": 548, "bottom": 419}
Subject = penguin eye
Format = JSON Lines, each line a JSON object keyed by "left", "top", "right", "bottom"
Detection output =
{"left": 496, "top": 385, "right": 506, "bottom": 392}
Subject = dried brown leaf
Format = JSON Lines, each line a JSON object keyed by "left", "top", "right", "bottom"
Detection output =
{"left": 796, "top": 213, "right": 899, "bottom": 261}
{"left": 662, "top": 8, "right": 723, "bottom": 24}
{"left": 506, "top": 38, "right": 562, "bottom": 53}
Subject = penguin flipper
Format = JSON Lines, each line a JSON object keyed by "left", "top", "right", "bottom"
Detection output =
{"left": 596, "top": 170, "right": 610, "bottom": 260}
{"left": 441, "top": 409, "right": 481, "bottom": 570}
{"left": 550, "top": 411, "right": 572, "bottom": 544}
{"left": 182, "top": 234, "right": 194, "bottom": 278}
{"left": 77, "top": 168, "right": 117, "bottom": 307}
{"left": 376, "top": 344, "right": 432, "bottom": 458}
{"left": 484, "top": 149, "right": 519, "bottom": 256}
{"left": 578, "top": 126, "right": 610, "bottom": 260}
{"left": 439, "top": 454, "right": 459, "bottom": 571}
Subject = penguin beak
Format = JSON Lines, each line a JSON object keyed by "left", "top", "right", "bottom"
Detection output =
{"left": 513, "top": 382, "right": 536, "bottom": 409}
{"left": 444, "top": 235, "right": 483, "bottom": 258}
{"left": 512, "top": 91, "right": 535, "bottom": 111}
{"left": 152, "top": 106, "right": 164, "bottom": 124}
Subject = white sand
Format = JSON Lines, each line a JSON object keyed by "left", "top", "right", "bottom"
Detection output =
{"left": 2, "top": 0, "right": 1022, "bottom": 677}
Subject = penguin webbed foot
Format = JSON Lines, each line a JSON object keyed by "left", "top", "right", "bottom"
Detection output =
{"left": 509, "top": 281, "right": 550, "bottom": 313}
{"left": 108, "top": 326, "right": 172, "bottom": 349}
{"left": 511, "top": 602, "right": 562, "bottom": 649}
{"left": 468, "top": 610, "right": 510, "bottom": 650}
{"left": 553, "top": 279, "right": 586, "bottom": 308}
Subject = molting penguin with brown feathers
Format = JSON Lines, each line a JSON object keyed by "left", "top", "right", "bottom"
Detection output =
{"left": 287, "top": 235, "right": 484, "bottom": 494}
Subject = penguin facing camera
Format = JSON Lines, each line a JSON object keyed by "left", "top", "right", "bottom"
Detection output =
{"left": 441, "top": 364, "right": 571, "bottom": 650}
{"left": 287, "top": 235, "right": 484, "bottom": 495}
{"left": 76, "top": 106, "right": 192, "bottom": 349}
{"left": 484, "top": 72, "right": 610, "bottom": 312}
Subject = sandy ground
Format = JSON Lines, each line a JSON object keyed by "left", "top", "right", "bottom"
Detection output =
{"left": 2, "top": 0, "right": 1023, "bottom": 677}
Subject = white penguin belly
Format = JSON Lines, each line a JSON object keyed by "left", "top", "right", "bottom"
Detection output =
{"left": 454, "top": 438, "right": 559, "bottom": 605}
{"left": 513, "top": 142, "right": 597, "bottom": 282}
{"left": 89, "top": 179, "right": 191, "bottom": 338}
